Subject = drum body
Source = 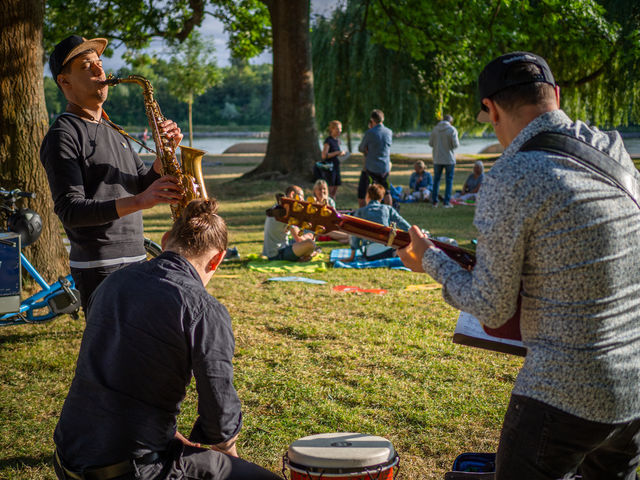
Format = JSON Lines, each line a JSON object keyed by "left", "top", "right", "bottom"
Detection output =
{"left": 283, "top": 432, "right": 399, "bottom": 479}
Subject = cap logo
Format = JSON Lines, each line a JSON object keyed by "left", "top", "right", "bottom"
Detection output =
{"left": 503, "top": 54, "right": 539, "bottom": 64}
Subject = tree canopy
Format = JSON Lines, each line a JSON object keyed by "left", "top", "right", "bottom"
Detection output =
{"left": 313, "top": 0, "right": 640, "bottom": 132}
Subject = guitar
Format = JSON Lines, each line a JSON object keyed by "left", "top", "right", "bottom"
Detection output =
{"left": 266, "top": 195, "right": 522, "bottom": 341}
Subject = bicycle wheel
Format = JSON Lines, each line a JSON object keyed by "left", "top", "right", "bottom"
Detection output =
{"left": 144, "top": 237, "right": 162, "bottom": 259}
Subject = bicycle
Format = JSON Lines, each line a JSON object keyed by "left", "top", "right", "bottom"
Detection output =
{"left": 0, "top": 188, "right": 163, "bottom": 327}
{"left": 0, "top": 188, "right": 81, "bottom": 326}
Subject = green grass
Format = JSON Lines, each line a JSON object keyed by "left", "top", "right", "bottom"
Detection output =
{"left": 0, "top": 157, "right": 524, "bottom": 479}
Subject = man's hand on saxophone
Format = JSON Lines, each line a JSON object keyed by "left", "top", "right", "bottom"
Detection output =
{"left": 152, "top": 119, "right": 184, "bottom": 174}
{"left": 115, "top": 175, "right": 183, "bottom": 218}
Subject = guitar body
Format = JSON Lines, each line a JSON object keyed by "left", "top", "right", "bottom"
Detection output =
{"left": 267, "top": 196, "right": 522, "bottom": 341}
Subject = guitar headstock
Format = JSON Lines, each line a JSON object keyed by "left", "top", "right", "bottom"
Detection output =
{"left": 265, "top": 195, "right": 341, "bottom": 235}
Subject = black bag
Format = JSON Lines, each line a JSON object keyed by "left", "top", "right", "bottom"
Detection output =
{"left": 443, "top": 452, "right": 495, "bottom": 479}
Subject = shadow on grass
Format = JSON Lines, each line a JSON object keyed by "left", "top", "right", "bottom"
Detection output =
{"left": 0, "top": 326, "right": 81, "bottom": 345}
{"left": 0, "top": 454, "right": 52, "bottom": 470}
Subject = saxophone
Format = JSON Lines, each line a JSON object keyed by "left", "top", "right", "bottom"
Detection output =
{"left": 103, "top": 74, "right": 208, "bottom": 220}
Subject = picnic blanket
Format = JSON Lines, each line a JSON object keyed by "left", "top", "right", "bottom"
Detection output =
{"left": 247, "top": 253, "right": 328, "bottom": 273}
{"left": 329, "top": 248, "right": 362, "bottom": 263}
{"left": 330, "top": 248, "right": 409, "bottom": 270}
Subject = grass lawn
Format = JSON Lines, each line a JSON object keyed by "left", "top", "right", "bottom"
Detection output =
{"left": 0, "top": 155, "right": 526, "bottom": 479}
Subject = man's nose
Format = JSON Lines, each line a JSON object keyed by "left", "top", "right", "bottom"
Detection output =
{"left": 91, "top": 62, "right": 104, "bottom": 75}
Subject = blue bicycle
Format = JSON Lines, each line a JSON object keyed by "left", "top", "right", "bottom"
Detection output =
{"left": 0, "top": 188, "right": 81, "bottom": 326}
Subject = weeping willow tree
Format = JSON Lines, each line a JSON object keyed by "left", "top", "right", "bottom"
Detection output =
{"left": 314, "top": 0, "right": 640, "bottom": 133}
{"left": 312, "top": 3, "right": 429, "bottom": 150}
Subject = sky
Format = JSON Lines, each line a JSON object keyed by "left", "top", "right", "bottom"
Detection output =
{"left": 100, "top": 0, "right": 342, "bottom": 73}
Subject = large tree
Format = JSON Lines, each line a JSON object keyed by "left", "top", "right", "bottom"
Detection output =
{"left": 247, "top": 0, "right": 320, "bottom": 179}
{"left": 0, "top": 0, "right": 67, "bottom": 280}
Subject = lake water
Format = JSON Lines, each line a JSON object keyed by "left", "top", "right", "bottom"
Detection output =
{"left": 189, "top": 135, "right": 640, "bottom": 155}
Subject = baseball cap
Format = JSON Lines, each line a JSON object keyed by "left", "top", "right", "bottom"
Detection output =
{"left": 49, "top": 35, "right": 108, "bottom": 82}
{"left": 476, "top": 52, "right": 556, "bottom": 123}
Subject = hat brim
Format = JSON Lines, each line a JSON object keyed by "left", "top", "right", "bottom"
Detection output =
{"left": 62, "top": 38, "right": 108, "bottom": 67}
{"left": 476, "top": 109, "right": 490, "bottom": 123}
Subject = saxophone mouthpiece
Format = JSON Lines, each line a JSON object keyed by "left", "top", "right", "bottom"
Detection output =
{"left": 102, "top": 74, "right": 120, "bottom": 86}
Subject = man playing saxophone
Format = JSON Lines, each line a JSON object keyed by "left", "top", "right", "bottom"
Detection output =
{"left": 41, "top": 35, "right": 184, "bottom": 312}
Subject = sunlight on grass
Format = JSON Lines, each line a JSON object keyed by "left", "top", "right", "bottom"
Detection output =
{"left": 0, "top": 157, "right": 523, "bottom": 479}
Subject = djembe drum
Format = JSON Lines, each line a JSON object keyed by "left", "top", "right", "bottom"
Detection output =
{"left": 283, "top": 432, "right": 399, "bottom": 479}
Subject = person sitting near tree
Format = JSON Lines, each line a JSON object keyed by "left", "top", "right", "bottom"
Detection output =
{"left": 346, "top": 183, "right": 411, "bottom": 262}
{"left": 262, "top": 185, "right": 316, "bottom": 261}
{"left": 313, "top": 180, "right": 349, "bottom": 244}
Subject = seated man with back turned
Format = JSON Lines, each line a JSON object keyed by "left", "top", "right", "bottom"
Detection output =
{"left": 53, "top": 199, "right": 280, "bottom": 480}
{"left": 262, "top": 185, "right": 316, "bottom": 261}
{"left": 346, "top": 183, "right": 411, "bottom": 262}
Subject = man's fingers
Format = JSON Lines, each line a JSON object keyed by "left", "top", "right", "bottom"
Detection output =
{"left": 408, "top": 225, "right": 425, "bottom": 242}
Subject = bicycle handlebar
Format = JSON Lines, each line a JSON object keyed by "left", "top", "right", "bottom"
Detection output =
{"left": 0, "top": 189, "right": 36, "bottom": 200}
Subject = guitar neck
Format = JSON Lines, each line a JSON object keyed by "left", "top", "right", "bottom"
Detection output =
{"left": 338, "top": 215, "right": 476, "bottom": 270}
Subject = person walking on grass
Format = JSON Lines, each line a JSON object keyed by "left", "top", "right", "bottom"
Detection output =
{"left": 399, "top": 52, "right": 640, "bottom": 480}
{"left": 429, "top": 114, "right": 459, "bottom": 208}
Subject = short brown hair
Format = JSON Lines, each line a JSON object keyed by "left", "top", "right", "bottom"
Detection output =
{"left": 490, "top": 63, "right": 556, "bottom": 113}
{"left": 367, "top": 183, "right": 385, "bottom": 201}
{"left": 165, "top": 199, "right": 227, "bottom": 257}
{"left": 370, "top": 109, "right": 384, "bottom": 124}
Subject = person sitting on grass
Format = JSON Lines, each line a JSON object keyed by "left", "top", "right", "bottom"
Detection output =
{"left": 453, "top": 160, "right": 484, "bottom": 203}
{"left": 262, "top": 185, "right": 316, "bottom": 261}
{"left": 403, "top": 160, "right": 433, "bottom": 202}
{"left": 313, "top": 179, "right": 349, "bottom": 244}
{"left": 346, "top": 183, "right": 411, "bottom": 262}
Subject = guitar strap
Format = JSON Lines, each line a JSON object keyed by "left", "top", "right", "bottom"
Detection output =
{"left": 520, "top": 132, "right": 640, "bottom": 209}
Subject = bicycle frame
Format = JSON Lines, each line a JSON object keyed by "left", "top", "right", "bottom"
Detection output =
{"left": 0, "top": 252, "right": 79, "bottom": 327}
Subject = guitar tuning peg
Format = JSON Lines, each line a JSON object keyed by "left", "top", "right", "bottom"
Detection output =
{"left": 306, "top": 203, "right": 318, "bottom": 214}
{"left": 306, "top": 196, "right": 315, "bottom": 203}
{"left": 320, "top": 206, "right": 332, "bottom": 217}
{"left": 287, "top": 218, "right": 299, "bottom": 226}
{"left": 292, "top": 202, "right": 304, "bottom": 213}
{"left": 301, "top": 221, "right": 312, "bottom": 230}
{"left": 314, "top": 226, "right": 326, "bottom": 235}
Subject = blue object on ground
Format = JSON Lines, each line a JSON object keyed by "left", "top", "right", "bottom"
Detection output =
{"left": 333, "top": 257, "right": 410, "bottom": 271}
{"left": 266, "top": 276, "right": 327, "bottom": 284}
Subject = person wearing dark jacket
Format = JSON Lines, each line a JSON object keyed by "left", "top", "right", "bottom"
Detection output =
{"left": 53, "top": 199, "right": 281, "bottom": 480}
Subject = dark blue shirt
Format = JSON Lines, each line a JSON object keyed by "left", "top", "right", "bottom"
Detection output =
{"left": 54, "top": 251, "right": 242, "bottom": 470}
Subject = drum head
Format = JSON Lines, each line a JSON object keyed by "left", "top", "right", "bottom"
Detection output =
{"left": 287, "top": 432, "right": 396, "bottom": 470}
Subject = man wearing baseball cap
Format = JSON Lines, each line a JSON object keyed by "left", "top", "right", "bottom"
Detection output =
{"left": 399, "top": 52, "right": 640, "bottom": 479}
{"left": 41, "top": 35, "right": 183, "bottom": 312}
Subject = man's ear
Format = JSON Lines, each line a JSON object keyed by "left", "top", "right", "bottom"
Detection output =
{"left": 161, "top": 231, "right": 170, "bottom": 250}
{"left": 483, "top": 98, "right": 500, "bottom": 125}
{"left": 57, "top": 73, "right": 70, "bottom": 89}
{"left": 554, "top": 84, "right": 561, "bottom": 108}
{"left": 207, "top": 249, "right": 226, "bottom": 273}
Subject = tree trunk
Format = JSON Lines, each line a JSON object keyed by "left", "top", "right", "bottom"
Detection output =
{"left": 248, "top": 0, "right": 321, "bottom": 180}
{"left": 0, "top": 0, "right": 68, "bottom": 281}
